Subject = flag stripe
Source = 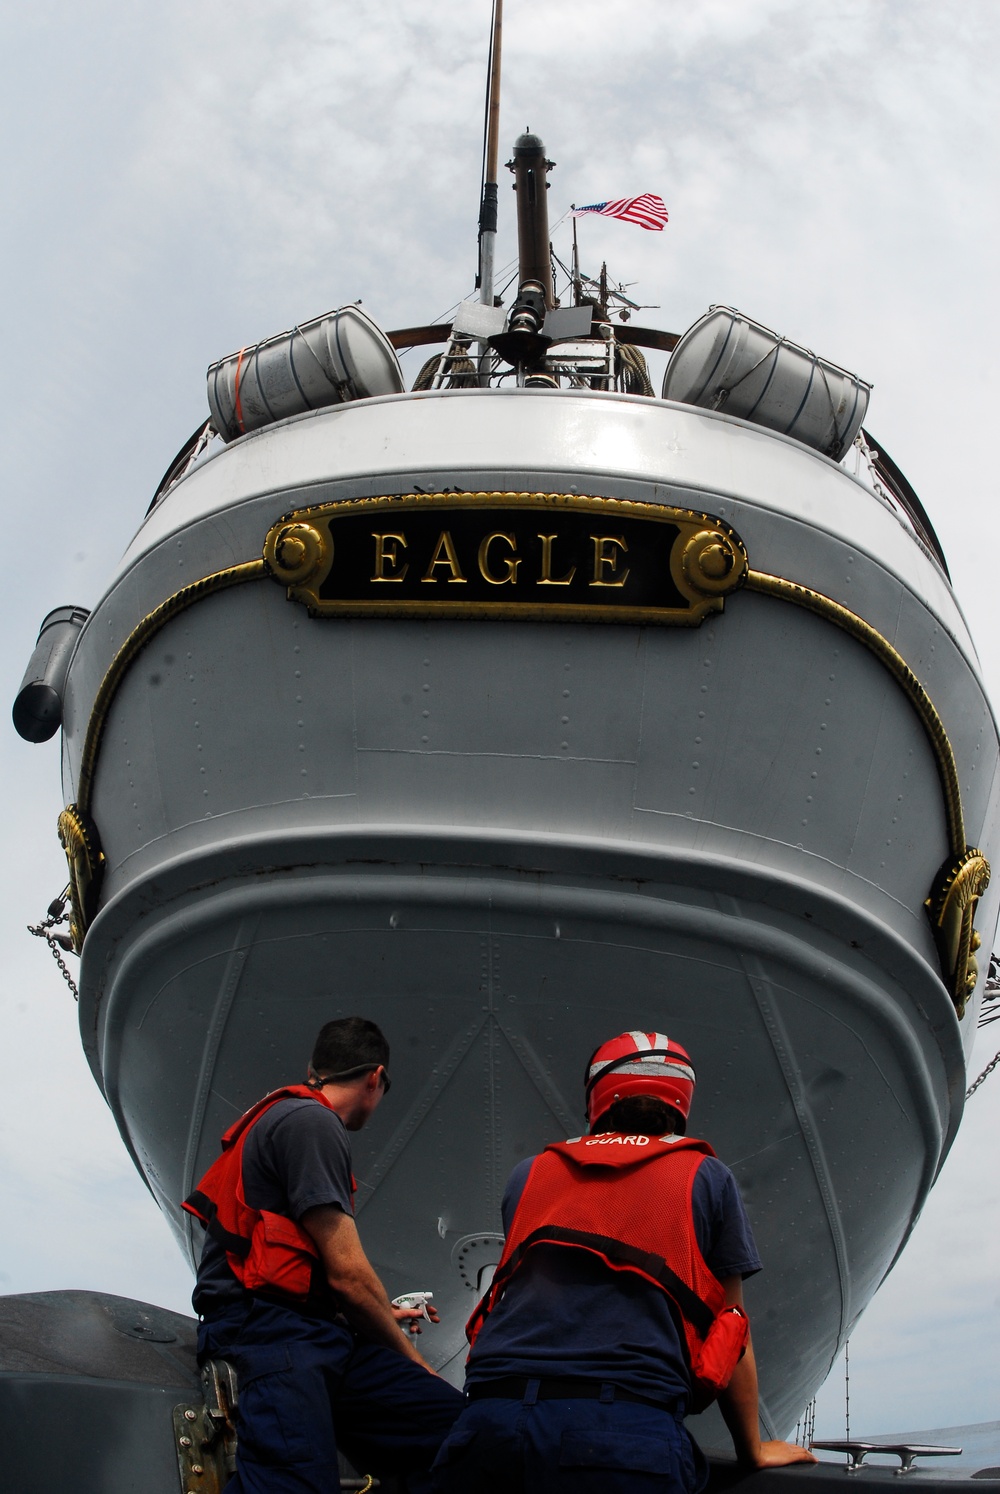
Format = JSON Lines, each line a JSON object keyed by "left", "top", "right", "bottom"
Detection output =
{"left": 571, "top": 194, "right": 668, "bottom": 231}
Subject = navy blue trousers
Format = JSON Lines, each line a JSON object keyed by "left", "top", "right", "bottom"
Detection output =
{"left": 429, "top": 1388, "right": 708, "bottom": 1494}
{"left": 198, "top": 1299, "right": 465, "bottom": 1494}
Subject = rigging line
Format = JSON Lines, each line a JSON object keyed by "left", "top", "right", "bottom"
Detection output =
{"left": 422, "top": 252, "right": 524, "bottom": 340}
{"left": 498, "top": 267, "right": 520, "bottom": 299}
{"left": 551, "top": 248, "right": 575, "bottom": 281}
{"left": 408, "top": 210, "right": 576, "bottom": 350}
{"left": 397, "top": 298, "right": 470, "bottom": 346}
{"left": 485, "top": 215, "right": 570, "bottom": 297}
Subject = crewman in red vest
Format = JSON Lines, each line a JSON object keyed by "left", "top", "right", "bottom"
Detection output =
{"left": 430, "top": 1029, "right": 817, "bottom": 1493}
{"left": 185, "top": 1016, "right": 463, "bottom": 1493}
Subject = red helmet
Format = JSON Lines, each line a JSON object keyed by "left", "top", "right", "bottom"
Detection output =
{"left": 585, "top": 1031, "right": 696, "bottom": 1130}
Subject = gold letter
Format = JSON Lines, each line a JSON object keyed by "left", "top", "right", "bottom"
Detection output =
{"left": 537, "top": 534, "right": 576, "bottom": 586}
{"left": 422, "top": 530, "right": 467, "bottom": 584}
{"left": 371, "top": 533, "right": 408, "bottom": 582}
{"left": 478, "top": 532, "right": 521, "bottom": 585}
{"left": 590, "top": 535, "right": 630, "bottom": 588}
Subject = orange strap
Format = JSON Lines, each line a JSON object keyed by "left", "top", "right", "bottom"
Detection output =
{"left": 233, "top": 346, "right": 248, "bottom": 433}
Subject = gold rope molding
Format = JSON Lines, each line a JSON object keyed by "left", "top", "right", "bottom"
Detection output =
{"left": 57, "top": 544, "right": 987, "bottom": 1013}
{"left": 76, "top": 560, "right": 267, "bottom": 811}
{"left": 744, "top": 569, "right": 964, "bottom": 854}
{"left": 744, "top": 569, "right": 989, "bottom": 1014}
{"left": 60, "top": 559, "right": 267, "bottom": 947}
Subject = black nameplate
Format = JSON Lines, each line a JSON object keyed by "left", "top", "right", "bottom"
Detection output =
{"left": 264, "top": 492, "right": 747, "bottom": 625}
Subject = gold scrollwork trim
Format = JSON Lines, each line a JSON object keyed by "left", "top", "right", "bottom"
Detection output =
{"left": 76, "top": 560, "right": 267, "bottom": 813}
{"left": 57, "top": 804, "right": 106, "bottom": 953}
{"left": 745, "top": 568, "right": 989, "bottom": 1015}
{"left": 263, "top": 520, "right": 330, "bottom": 588}
{"left": 263, "top": 492, "right": 749, "bottom": 625}
{"left": 924, "top": 849, "right": 990, "bottom": 1013}
{"left": 63, "top": 558, "right": 267, "bottom": 949}
{"left": 62, "top": 539, "right": 988, "bottom": 1013}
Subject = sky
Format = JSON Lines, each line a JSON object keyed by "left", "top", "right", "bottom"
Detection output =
{"left": 1, "top": 0, "right": 998, "bottom": 1440}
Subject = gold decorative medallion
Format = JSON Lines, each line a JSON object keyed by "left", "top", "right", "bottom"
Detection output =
{"left": 263, "top": 492, "right": 748, "bottom": 625}
{"left": 925, "top": 849, "right": 991, "bottom": 1017}
{"left": 64, "top": 520, "right": 991, "bottom": 1011}
{"left": 263, "top": 521, "right": 330, "bottom": 587}
{"left": 57, "top": 804, "right": 106, "bottom": 952}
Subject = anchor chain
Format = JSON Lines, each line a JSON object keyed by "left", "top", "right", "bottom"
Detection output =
{"left": 966, "top": 953, "right": 1000, "bottom": 1099}
{"left": 27, "top": 887, "right": 79, "bottom": 1002}
{"left": 966, "top": 1049, "right": 1000, "bottom": 1101}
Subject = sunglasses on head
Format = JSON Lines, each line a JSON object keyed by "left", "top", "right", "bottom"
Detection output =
{"left": 311, "top": 1063, "right": 391, "bottom": 1094}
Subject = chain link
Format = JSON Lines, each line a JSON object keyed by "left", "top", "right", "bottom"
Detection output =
{"left": 979, "top": 958, "right": 1000, "bottom": 1028}
{"left": 965, "top": 953, "right": 1000, "bottom": 1098}
{"left": 27, "top": 887, "right": 79, "bottom": 1002}
{"left": 966, "top": 1048, "right": 1000, "bottom": 1101}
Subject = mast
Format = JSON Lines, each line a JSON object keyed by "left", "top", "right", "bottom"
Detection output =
{"left": 478, "top": 0, "right": 503, "bottom": 308}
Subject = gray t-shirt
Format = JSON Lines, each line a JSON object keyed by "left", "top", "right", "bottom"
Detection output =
{"left": 192, "top": 1097, "right": 354, "bottom": 1317}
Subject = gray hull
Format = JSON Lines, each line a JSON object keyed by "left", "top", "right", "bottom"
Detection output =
{"left": 55, "top": 389, "right": 1000, "bottom": 1435}
{"left": 0, "top": 1291, "right": 200, "bottom": 1494}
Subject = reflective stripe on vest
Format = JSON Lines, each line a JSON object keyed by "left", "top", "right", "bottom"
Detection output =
{"left": 466, "top": 1134, "right": 724, "bottom": 1370}
{"left": 183, "top": 1084, "right": 351, "bottom": 1304}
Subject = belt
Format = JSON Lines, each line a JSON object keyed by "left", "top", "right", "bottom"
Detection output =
{"left": 466, "top": 1376, "right": 681, "bottom": 1413}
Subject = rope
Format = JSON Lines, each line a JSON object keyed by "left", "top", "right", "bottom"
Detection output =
{"left": 615, "top": 341, "right": 654, "bottom": 396}
{"left": 414, "top": 323, "right": 653, "bottom": 395}
{"left": 442, "top": 351, "right": 479, "bottom": 387}
{"left": 411, "top": 353, "right": 443, "bottom": 391}
{"left": 411, "top": 340, "right": 479, "bottom": 392}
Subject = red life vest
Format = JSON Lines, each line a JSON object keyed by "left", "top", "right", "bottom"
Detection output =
{"left": 466, "top": 1132, "right": 748, "bottom": 1406}
{"left": 183, "top": 1085, "right": 353, "bottom": 1306}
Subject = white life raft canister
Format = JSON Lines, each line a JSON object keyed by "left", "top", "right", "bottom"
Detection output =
{"left": 207, "top": 302, "right": 404, "bottom": 441}
{"left": 662, "top": 305, "right": 870, "bottom": 462}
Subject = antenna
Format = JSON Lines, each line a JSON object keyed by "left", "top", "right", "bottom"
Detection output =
{"left": 478, "top": 0, "right": 503, "bottom": 308}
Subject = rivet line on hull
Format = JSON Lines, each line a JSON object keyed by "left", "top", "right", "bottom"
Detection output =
{"left": 744, "top": 569, "right": 990, "bottom": 1014}
{"left": 744, "top": 570, "right": 963, "bottom": 853}
{"left": 57, "top": 551, "right": 988, "bottom": 1012}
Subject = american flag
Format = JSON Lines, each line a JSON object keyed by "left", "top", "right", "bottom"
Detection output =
{"left": 570, "top": 194, "right": 669, "bottom": 231}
